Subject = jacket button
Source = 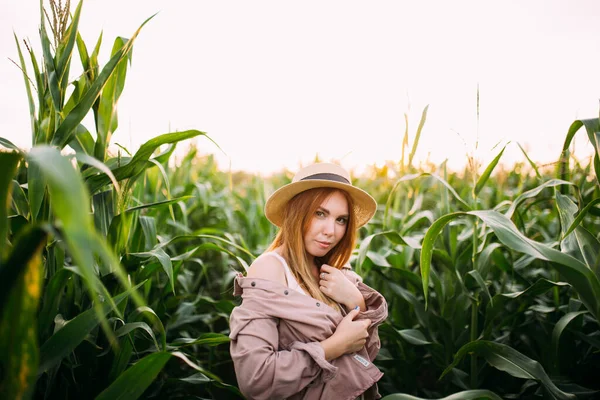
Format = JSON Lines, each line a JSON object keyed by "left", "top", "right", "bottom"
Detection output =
{"left": 316, "top": 302, "right": 320, "bottom": 307}
{"left": 251, "top": 281, "right": 256, "bottom": 287}
{"left": 284, "top": 290, "right": 289, "bottom": 295}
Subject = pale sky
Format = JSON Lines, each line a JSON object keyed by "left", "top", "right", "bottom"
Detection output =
{"left": 2, "top": 0, "right": 599, "bottom": 175}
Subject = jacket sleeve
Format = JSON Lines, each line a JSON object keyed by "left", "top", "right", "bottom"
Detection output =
{"left": 355, "top": 282, "right": 388, "bottom": 362}
{"left": 341, "top": 267, "right": 388, "bottom": 361}
{"left": 229, "top": 311, "right": 337, "bottom": 400}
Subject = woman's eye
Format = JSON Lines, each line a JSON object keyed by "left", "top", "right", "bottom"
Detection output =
{"left": 315, "top": 211, "right": 325, "bottom": 217}
{"left": 337, "top": 217, "right": 348, "bottom": 225}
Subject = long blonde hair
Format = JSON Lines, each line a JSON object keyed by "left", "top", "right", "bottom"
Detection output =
{"left": 267, "top": 187, "right": 357, "bottom": 310}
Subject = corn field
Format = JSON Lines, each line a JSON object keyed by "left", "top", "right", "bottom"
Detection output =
{"left": 1, "top": 2, "right": 599, "bottom": 399}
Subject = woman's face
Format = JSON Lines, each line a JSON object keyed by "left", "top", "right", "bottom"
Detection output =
{"left": 303, "top": 190, "right": 349, "bottom": 259}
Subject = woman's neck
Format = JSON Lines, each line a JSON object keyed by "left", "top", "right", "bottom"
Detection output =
{"left": 307, "top": 255, "right": 320, "bottom": 280}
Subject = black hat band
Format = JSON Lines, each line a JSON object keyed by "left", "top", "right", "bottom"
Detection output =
{"left": 300, "top": 173, "right": 350, "bottom": 184}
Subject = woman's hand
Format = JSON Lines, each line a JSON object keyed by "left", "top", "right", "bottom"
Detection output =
{"left": 320, "top": 308, "right": 371, "bottom": 360}
{"left": 319, "top": 264, "right": 365, "bottom": 311}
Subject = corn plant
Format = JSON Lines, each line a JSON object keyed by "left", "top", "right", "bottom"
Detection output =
{"left": 360, "top": 123, "right": 600, "bottom": 399}
{"left": 1, "top": 1, "right": 239, "bottom": 398}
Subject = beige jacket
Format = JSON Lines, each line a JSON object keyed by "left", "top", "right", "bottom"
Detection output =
{"left": 229, "top": 270, "right": 388, "bottom": 400}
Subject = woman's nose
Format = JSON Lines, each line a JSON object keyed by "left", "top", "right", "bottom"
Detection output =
{"left": 322, "top": 218, "right": 335, "bottom": 235}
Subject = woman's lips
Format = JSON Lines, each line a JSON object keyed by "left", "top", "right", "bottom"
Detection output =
{"left": 316, "top": 241, "right": 331, "bottom": 249}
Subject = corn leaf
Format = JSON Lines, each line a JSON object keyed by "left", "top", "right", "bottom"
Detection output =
{"left": 37, "top": 268, "right": 71, "bottom": 342}
{"left": 0, "top": 137, "right": 22, "bottom": 151}
{"left": 562, "top": 198, "right": 600, "bottom": 239}
{"left": 441, "top": 341, "right": 576, "bottom": 399}
{"left": 0, "top": 225, "right": 46, "bottom": 400}
{"left": 55, "top": 1, "right": 83, "bottom": 89}
{"left": 475, "top": 144, "right": 506, "bottom": 196}
{"left": 14, "top": 33, "right": 37, "bottom": 136}
{"left": 52, "top": 14, "right": 155, "bottom": 148}
{"left": 484, "top": 279, "right": 570, "bottom": 337}
{"left": 0, "top": 152, "right": 22, "bottom": 260}
{"left": 96, "top": 351, "right": 172, "bottom": 400}
{"left": 129, "top": 248, "right": 174, "bottom": 294}
{"left": 357, "top": 230, "right": 421, "bottom": 274}
{"left": 421, "top": 210, "right": 600, "bottom": 319}
{"left": 558, "top": 118, "right": 600, "bottom": 188}
{"left": 38, "top": 281, "right": 144, "bottom": 374}
{"left": 95, "top": 36, "right": 131, "bottom": 161}
{"left": 407, "top": 105, "right": 429, "bottom": 169}
{"left": 382, "top": 390, "right": 503, "bottom": 400}
{"left": 86, "top": 130, "right": 207, "bottom": 194}
{"left": 397, "top": 329, "right": 431, "bottom": 346}
{"left": 552, "top": 311, "right": 588, "bottom": 373}
{"left": 505, "top": 179, "right": 573, "bottom": 219}
{"left": 556, "top": 192, "right": 600, "bottom": 270}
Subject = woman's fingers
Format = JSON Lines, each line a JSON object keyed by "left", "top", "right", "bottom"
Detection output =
{"left": 320, "top": 264, "right": 337, "bottom": 274}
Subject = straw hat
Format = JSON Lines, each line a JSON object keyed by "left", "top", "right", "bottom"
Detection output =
{"left": 265, "top": 163, "right": 377, "bottom": 228}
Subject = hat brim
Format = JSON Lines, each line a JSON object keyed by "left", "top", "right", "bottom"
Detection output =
{"left": 265, "top": 179, "right": 377, "bottom": 228}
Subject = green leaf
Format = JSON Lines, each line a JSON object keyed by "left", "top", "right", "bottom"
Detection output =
{"left": 0, "top": 225, "right": 47, "bottom": 312}
{"left": 73, "top": 153, "right": 121, "bottom": 194}
{"left": 551, "top": 311, "right": 587, "bottom": 372}
{"left": 397, "top": 329, "right": 431, "bottom": 346}
{"left": 68, "top": 124, "right": 95, "bottom": 155}
{"left": 407, "top": 105, "right": 429, "bottom": 169}
{"left": 27, "top": 158, "right": 46, "bottom": 222}
{"left": 387, "top": 283, "right": 429, "bottom": 329}
{"left": 170, "top": 351, "right": 223, "bottom": 382}
{"left": 0, "top": 137, "right": 22, "bottom": 151}
{"left": 467, "top": 270, "right": 492, "bottom": 306}
{"left": 27, "top": 146, "right": 103, "bottom": 287}
{"left": 556, "top": 192, "right": 600, "bottom": 270}
{"left": 484, "top": 279, "right": 570, "bottom": 336}
{"left": 441, "top": 341, "right": 576, "bottom": 399}
{"left": 130, "top": 306, "right": 167, "bottom": 351}
{"left": 55, "top": 1, "right": 83, "bottom": 89}
{"left": 516, "top": 142, "right": 542, "bottom": 179}
{"left": 561, "top": 198, "right": 600, "bottom": 239}
{"left": 38, "top": 281, "right": 144, "bottom": 374}
{"left": 385, "top": 173, "right": 471, "bottom": 228}
{"left": 475, "top": 242, "right": 503, "bottom": 280}
{"left": 0, "top": 152, "right": 22, "bottom": 260}
{"left": 13, "top": 33, "right": 36, "bottom": 137}
{"left": 178, "top": 372, "right": 211, "bottom": 385}
{"left": 357, "top": 230, "right": 420, "bottom": 274}
{"left": 158, "top": 233, "right": 255, "bottom": 259}
{"left": 473, "top": 210, "right": 600, "bottom": 320}
{"left": 37, "top": 268, "right": 71, "bottom": 342}
{"left": 129, "top": 248, "right": 174, "bottom": 293}
{"left": 95, "top": 36, "right": 131, "bottom": 162}
{"left": 169, "top": 333, "right": 230, "bottom": 348}
{"left": 475, "top": 144, "right": 506, "bottom": 196}
{"left": 420, "top": 212, "right": 463, "bottom": 308}
{"left": 114, "top": 322, "right": 159, "bottom": 351}
{"left": 421, "top": 210, "right": 600, "bottom": 319}
{"left": 381, "top": 390, "right": 503, "bottom": 400}
{"left": 124, "top": 196, "right": 194, "bottom": 213}
{"left": 0, "top": 226, "right": 45, "bottom": 400}
{"left": 505, "top": 179, "right": 573, "bottom": 219}
{"left": 76, "top": 31, "right": 91, "bottom": 80}
{"left": 138, "top": 216, "right": 157, "bottom": 251}
{"left": 86, "top": 130, "right": 208, "bottom": 194}
{"left": 96, "top": 352, "right": 172, "bottom": 400}
{"left": 40, "top": 9, "right": 62, "bottom": 113}
{"left": 52, "top": 14, "right": 156, "bottom": 148}
{"left": 558, "top": 119, "right": 600, "bottom": 185}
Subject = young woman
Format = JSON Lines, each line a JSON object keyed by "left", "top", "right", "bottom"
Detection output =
{"left": 229, "top": 163, "right": 388, "bottom": 400}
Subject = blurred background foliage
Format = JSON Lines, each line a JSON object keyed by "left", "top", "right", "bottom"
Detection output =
{"left": 1, "top": 1, "right": 599, "bottom": 399}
